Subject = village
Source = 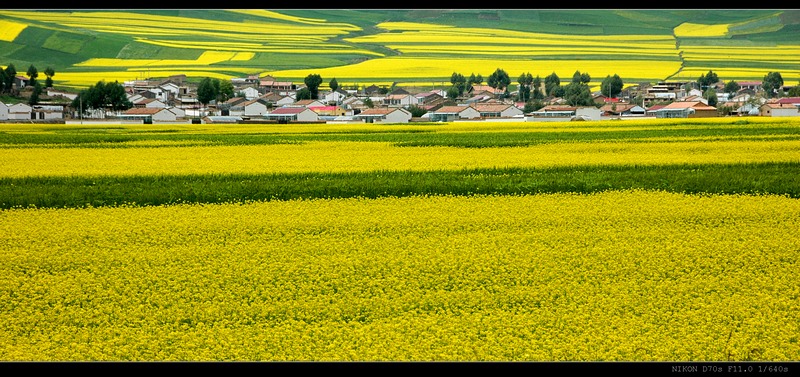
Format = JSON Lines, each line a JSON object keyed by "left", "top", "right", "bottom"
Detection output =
{"left": 1, "top": 72, "right": 799, "bottom": 124}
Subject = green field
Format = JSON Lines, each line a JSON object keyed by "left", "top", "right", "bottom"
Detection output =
{"left": 0, "top": 9, "right": 798, "bottom": 89}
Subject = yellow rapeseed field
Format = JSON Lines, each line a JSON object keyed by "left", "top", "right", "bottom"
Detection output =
{"left": 0, "top": 191, "right": 798, "bottom": 360}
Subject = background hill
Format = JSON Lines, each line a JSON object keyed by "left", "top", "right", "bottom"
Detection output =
{"left": 0, "top": 9, "right": 798, "bottom": 91}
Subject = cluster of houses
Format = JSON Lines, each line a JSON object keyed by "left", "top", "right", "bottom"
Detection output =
{"left": 1, "top": 73, "right": 799, "bottom": 124}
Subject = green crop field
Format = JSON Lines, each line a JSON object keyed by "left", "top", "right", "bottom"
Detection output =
{"left": 0, "top": 9, "right": 798, "bottom": 89}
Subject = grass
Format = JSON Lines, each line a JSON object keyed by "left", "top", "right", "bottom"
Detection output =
{"left": 3, "top": 162, "right": 798, "bottom": 209}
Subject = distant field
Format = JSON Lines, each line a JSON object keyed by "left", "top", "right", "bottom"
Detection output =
{"left": 0, "top": 9, "right": 798, "bottom": 88}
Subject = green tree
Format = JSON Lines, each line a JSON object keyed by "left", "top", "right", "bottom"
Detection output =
{"left": 487, "top": 68, "right": 510, "bottom": 92}
{"left": 217, "top": 79, "right": 234, "bottom": 103}
{"left": 723, "top": 80, "right": 740, "bottom": 96}
{"left": 450, "top": 72, "right": 467, "bottom": 96}
{"left": 544, "top": 72, "right": 560, "bottom": 97}
{"left": 304, "top": 73, "right": 323, "bottom": 99}
{"left": 697, "top": 70, "right": 720, "bottom": 90}
{"left": 515, "top": 72, "right": 533, "bottom": 102}
{"left": 196, "top": 77, "right": 217, "bottom": 111}
{"left": 704, "top": 87, "right": 718, "bottom": 107}
{"left": 532, "top": 75, "right": 544, "bottom": 100}
{"left": 28, "top": 82, "right": 43, "bottom": 105}
{"left": 295, "top": 87, "right": 312, "bottom": 100}
{"left": 407, "top": 104, "right": 426, "bottom": 117}
{"left": 44, "top": 66, "right": 55, "bottom": 88}
{"left": 762, "top": 71, "right": 784, "bottom": 98}
{"left": 26, "top": 64, "right": 38, "bottom": 87}
{"left": 788, "top": 83, "right": 800, "bottom": 97}
{"left": 601, "top": 74, "right": 624, "bottom": 98}
{"left": 0, "top": 67, "right": 4, "bottom": 93}
{"left": 70, "top": 80, "right": 132, "bottom": 115}
{"left": 363, "top": 97, "right": 374, "bottom": 108}
{"left": 564, "top": 81, "right": 594, "bottom": 106}
{"left": 329, "top": 77, "right": 339, "bottom": 92}
{"left": 3, "top": 63, "right": 16, "bottom": 93}
{"left": 446, "top": 86, "right": 460, "bottom": 100}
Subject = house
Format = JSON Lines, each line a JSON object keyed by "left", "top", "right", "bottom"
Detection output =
{"left": 528, "top": 105, "right": 577, "bottom": 119}
{"left": 471, "top": 103, "right": 523, "bottom": 118}
{"left": 8, "top": 103, "right": 32, "bottom": 120}
{"left": 309, "top": 105, "right": 348, "bottom": 117}
{"left": 653, "top": 101, "right": 718, "bottom": 118}
{"left": 13, "top": 75, "right": 29, "bottom": 90}
{"left": 383, "top": 93, "right": 416, "bottom": 107}
{"left": 738, "top": 81, "right": 762, "bottom": 92}
{"left": 469, "top": 84, "right": 504, "bottom": 96}
{"left": 120, "top": 107, "right": 178, "bottom": 122}
{"left": 158, "top": 82, "right": 181, "bottom": 101}
{"left": 241, "top": 99, "right": 268, "bottom": 117}
{"left": 47, "top": 90, "right": 79, "bottom": 101}
{"left": 341, "top": 96, "right": 366, "bottom": 110}
{"left": 776, "top": 97, "right": 800, "bottom": 108}
{"left": 644, "top": 81, "right": 688, "bottom": 106}
{"left": 260, "top": 75, "right": 295, "bottom": 93}
{"left": 363, "top": 84, "right": 384, "bottom": 96}
{"left": 323, "top": 88, "right": 349, "bottom": 104}
{"left": 354, "top": 107, "right": 412, "bottom": 123}
{"left": 203, "top": 115, "right": 242, "bottom": 124}
{"left": 465, "top": 93, "right": 491, "bottom": 104}
{"left": 134, "top": 98, "right": 166, "bottom": 108}
{"left": 291, "top": 99, "right": 325, "bottom": 108}
{"left": 239, "top": 87, "right": 260, "bottom": 100}
{"left": 428, "top": 105, "right": 481, "bottom": 121}
{"left": 759, "top": 102, "right": 800, "bottom": 117}
{"left": 32, "top": 105, "right": 64, "bottom": 120}
{"left": 265, "top": 107, "right": 320, "bottom": 122}
{"left": 599, "top": 103, "right": 646, "bottom": 116}
{"left": 414, "top": 91, "right": 446, "bottom": 107}
{"left": 527, "top": 105, "right": 602, "bottom": 121}
{"left": 0, "top": 102, "right": 8, "bottom": 120}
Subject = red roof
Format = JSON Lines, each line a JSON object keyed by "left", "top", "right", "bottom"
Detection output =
{"left": 270, "top": 107, "right": 308, "bottom": 115}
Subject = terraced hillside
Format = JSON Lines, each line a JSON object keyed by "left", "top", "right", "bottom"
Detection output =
{"left": 0, "top": 9, "right": 798, "bottom": 90}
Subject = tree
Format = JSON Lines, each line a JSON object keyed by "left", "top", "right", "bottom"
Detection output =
{"left": 70, "top": 80, "right": 132, "bottom": 115}
{"left": 196, "top": 77, "right": 217, "bottom": 111}
{"left": 487, "top": 68, "right": 510, "bottom": 92}
{"left": 601, "top": 74, "right": 624, "bottom": 98}
{"left": 525, "top": 99, "right": 545, "bottom": 113}
{"left": 544, "top": 72, "right": 560, "bottom": 97}
{"left": 0, "top": 67, "right": 4, "bottom": 93}
{"left": 450, "top": 72, "right": 467, "bottom": 96}
{"left": 363, "top": 97, "right": 374, "bottom": 108}
{"left": 26, "top": 64, "right": 38, "bottom": 87}
{"left": 697, "top": 70, "right": 720, "bottom": 90}
{"left": 563, "top": 81, "right": 594, "bottom": 106}
{"left": 704, "top": 87, "right": 718, "bottom": 107}
{"left": 329, "top": 77, "right": 339, "bottom": 92}
{"left": 788, "top": 83, "right": 800, "bottom": 97}
{"left": 516, "top": 72, "right": 533, "bottom": 102}
{"left": 28, "top": 82, "right": 43, "bottom": 105}
{"left": 304, "top": 73, "right": 323, "bottom": 99}
{"left": 762, "top": 71, "right": 784, "bottom": 98}
{"left": 446, "top": 86, "right": 460, "bottom": 100}
{"left": 44, "top": 66, "right": 55, "bottom": 88}
{"left": 724, "top": 80, "right": 740, "bottom": 95}
{"left": 217, "top": 79, "right": 234, "bottom": 103}
{"left": 532, "top": 75, "right": 544, "bottom": 99}
{"left": 3, "top": 63, "right": 16, "bottom": 93}
{"left": 407, "top": 104, "right": 426, "bottom": 117}
{"left": 295, "top": 87, "right": 312, "bottom": 100}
